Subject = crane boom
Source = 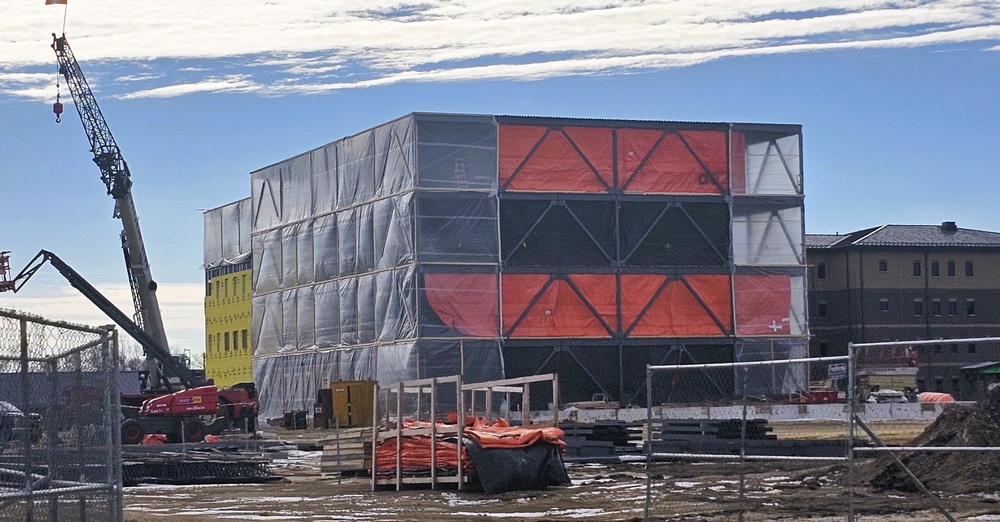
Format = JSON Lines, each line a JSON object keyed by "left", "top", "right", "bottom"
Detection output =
{"left": 5, "top": 250, "right": 200, "bottom": 390}
{"left": 52, "top": 33, "right": 168, "bottom": 389}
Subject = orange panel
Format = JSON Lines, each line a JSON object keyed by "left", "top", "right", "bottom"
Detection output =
{"left": 502, "top": 275, "right": 611, "bottom": 337}
{"left": 501, "top": 274, "right": 551, "bottom": 332}
{"left": 730, "top": 131, "right": 746, "bottom": 194}
{"left": 499, "top": 125, "right": 613, "bottom": 192}
{"left": 498, "top": 125, "right": 547, "bottom": 186}
{"left": 734, "top": 274, "right": 792, "bottom": 335}
{"left": 685, "top": 274, "right": 733, "bottom": 332}
{"left": 567, "top": 274, "right": 618, "bottom": 331}
{"left": 624, "top": 274, "right": 731, "bottom": 336}
{"left": 619, "top": 129, "right": 728, "bottom": 194}
{"left": 619, "top": 274, "right": 667, "bottom": 331}
{"left": 424, "top": 273, "right": 499, "bottom": 337}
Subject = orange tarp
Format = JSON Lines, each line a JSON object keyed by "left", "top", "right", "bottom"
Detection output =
{"left": 373, "top": 435, "right": 472, "bottom": 474}
{"left": 918, "top": 392, "right": 955, "bottom": 403}
{"left": 502, "top": 275, "right": 611, "bottom": 337}
{"left": 730, "top": 131, "right": 747, "bottom": 194}
{"left": 427, "top": 271, "right": 786, "bottom": 338}
{"left": 733, "top": 274, "right": 792, "bottom": 335}
{"left": 618, "top": 129, "right": 728, "bottom": 194}
{"left": 464, "top": 417, "right": 566, "bottom": 449}
{"left": 498, "top": 125, "right": 728, "bottom": 194}
{"left": 373, "top": 418, "right": 565, "bottom": 476}
{"left": 499, "top": 125, "right": 613, "bottom": 192}
{"left": 621, "top": 274, "right": 731, "bottom": 336}
{"left": 424, "top": 273, "right": 499, "bottom": 337}
{"left": 499, "top": 124, "right": 729, "bottom": 194}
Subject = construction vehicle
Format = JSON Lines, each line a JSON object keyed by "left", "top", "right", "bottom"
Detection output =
{"left": 0, "top": 250, "right": 257, "bottom": 443}
{"left": 33, "top": 34, "right": 258, "bottom": 443}
{"left": 51, "top": 33, "right": 171, "bottom": 391}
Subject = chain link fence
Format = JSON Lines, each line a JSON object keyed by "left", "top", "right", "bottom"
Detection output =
{"left": 644, "top": 355, "right": 851, "bottom": 520}
{"left": 642, "top": 340, "right": 1000, "bottom": 521}
{"left": 851, "top": 337, "right": 1000, "bottom": 522}
{"left": 0, "top": 309, "right": 122, "bottom": 522}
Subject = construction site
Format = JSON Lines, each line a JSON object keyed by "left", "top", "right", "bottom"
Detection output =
{"left": 2, "top": 24, "right": 1000, "bottom": 522}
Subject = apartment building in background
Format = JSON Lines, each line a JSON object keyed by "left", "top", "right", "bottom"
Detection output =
{"left": 806, "top": 222, "right": 1000, "bottom": 399}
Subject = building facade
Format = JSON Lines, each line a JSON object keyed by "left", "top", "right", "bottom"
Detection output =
{"left": 203, "top": 199, "right": 254, "bottom": 387}
{"left": 806, "top": 222, "right": 1000, "bottom": 400}
{"left": 238, "top": 113, "right": 807, "bottom": 420}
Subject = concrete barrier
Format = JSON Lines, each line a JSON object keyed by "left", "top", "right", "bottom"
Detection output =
{"left": 540, "top": 401, "right": 962, "bottom": 425}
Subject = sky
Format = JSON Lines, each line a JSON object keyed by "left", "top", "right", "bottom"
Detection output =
{"left": 1, "top": 0, "right": 998, "bottom": 362}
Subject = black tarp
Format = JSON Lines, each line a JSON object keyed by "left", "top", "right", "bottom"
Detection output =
{"left": 465, "top": 441, "right": 571, "bottom": 494}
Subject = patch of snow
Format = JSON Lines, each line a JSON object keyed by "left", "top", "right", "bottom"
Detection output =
{"left": 442, "top": 492, "right": 501, "bottom": 507}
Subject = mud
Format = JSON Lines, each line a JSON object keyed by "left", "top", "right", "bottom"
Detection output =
{"left": 122, "top": 419, "right": 1000, "bottom": 522}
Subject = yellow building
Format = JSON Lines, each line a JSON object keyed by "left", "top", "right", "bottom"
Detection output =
{"left": 205, "top": 265, "right": 253, "bottom": 387}
{"left": 203, "top": 199, "right": 254, "bottom": 388}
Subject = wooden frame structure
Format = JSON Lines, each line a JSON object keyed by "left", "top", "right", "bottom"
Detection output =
{"left": 462, "top": 373, "right": 559, "bottom": 427}
{"left": 371, "top": 372, "right": 560, "bottom": 491}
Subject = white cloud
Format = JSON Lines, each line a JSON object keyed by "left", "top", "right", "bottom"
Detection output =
{"left": 0, "top": 1, "right": 996, "bottom": 99}
{"left": 118, "top": 76, "right": 259, "bottom": 99}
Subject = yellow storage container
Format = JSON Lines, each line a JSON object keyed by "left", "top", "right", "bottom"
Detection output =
{"left": 331, "top": 380, "right": 376, "bottom": 428}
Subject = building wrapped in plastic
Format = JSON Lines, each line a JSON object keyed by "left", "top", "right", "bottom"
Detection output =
{"left": 203, "top": 198, "right": 254, "bottom": 387}
{"left": 250, "top": 113, "right": 806, "bottom": 420}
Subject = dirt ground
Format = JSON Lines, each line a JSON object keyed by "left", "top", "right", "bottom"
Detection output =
{"left": 122, "top": 421, "right": 1000, "bottom": 521}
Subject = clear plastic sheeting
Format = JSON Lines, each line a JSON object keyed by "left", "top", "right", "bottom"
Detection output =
{"left": 733, "top": 129, "right": 802, "bottom": 195}
{"left": 417, "top": 192, "right": 499, "bottom": 264}
{"left": 250, "top": 114, "right": 503, "bottom": 420}
{"left": 203, "top": 198, "right": 252, "bottom": 268}
{"left": 732, "top": 199, "right": 804, "bottom": 266}
{"left": 733, "top": 338, "right": 809, "bottom": 396}
{"left": 417, "top": 114, "right": 498, "bottom": 190}
{"left": 254, "top": 349, "right": 372, "bottom": 419}
{"left": 253, "top": 340, "right": 502, "bottom": 420}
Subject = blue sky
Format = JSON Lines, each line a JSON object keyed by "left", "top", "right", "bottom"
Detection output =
{"left": 1, "top": 1, "right": 998, "bottom": 360}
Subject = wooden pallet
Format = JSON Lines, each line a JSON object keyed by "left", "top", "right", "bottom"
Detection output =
{"left": 320, "top": 428, "right": 373, "bottom": 475}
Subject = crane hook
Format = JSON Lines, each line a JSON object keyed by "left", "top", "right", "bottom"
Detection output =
{"left": 53, "top": 92, "right": 63, "bottom": 123}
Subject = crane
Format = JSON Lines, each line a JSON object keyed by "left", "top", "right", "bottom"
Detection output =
{"left": 52, "top": 33, "right": 168, "bottom": 390}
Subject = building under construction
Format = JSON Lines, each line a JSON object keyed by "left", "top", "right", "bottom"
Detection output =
{"left": 208, "top": 113, "right": 807, "bottom": 420}
{"left": 203, "top": 198, "right": 254, "bottom": 388}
